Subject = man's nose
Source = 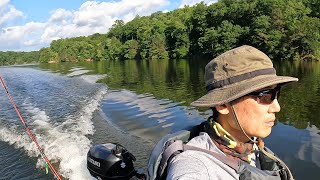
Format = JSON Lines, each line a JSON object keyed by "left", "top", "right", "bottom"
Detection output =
{"left": 269, "top": 99, "right": 281, "bottom": 113}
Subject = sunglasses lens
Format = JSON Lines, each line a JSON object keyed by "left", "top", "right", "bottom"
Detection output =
{"left": 249, "top": 87, "right": 281, "bottom": 104}
{"left": 259, "top": 93, "right": 274, "bottom": 104}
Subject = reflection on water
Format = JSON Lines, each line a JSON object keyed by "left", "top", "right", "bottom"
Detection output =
{"left": 273, "top": 61, "right": 320, "bottom": 129}
{"left": 101, "top": 89, "right": 204, "bottom": 142}
{"left": 265, "top": 123, "right": 320, "bottom": 180}
{"left": 38, "top": 60, "right": 320, "bottom": 128}
{"left": 35, "top": 60, "right": 320, "bottom": 179}
{"left": 303, "top": 126, "right": 320, "bottom": 167}
{"left": 39, "top": 59, "right": 210, "bottom": 107}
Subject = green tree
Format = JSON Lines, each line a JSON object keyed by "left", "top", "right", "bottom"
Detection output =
{"left": 6, "top": 0, "right": 319, "bottom": 65}
{"left": 121, "top": 40, "right": 139, "bottom": 59}
{"left": 106, "top": 37, "right": 122, "bottom": 60}
{"left": 188, "top": 2, "right": 208, "bottom": 55}
{"left": 199, "top": 21, "right": 249, "bottom": 56}
{"left": 165, "top": 19, "right": 190, "bottom": 58}
{"left": 39, "top": 47, "right": 59, "bottom": 63}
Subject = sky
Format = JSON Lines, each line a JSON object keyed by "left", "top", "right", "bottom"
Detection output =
{"left": 0, "top": 0, "right": 217, "bottom": 52}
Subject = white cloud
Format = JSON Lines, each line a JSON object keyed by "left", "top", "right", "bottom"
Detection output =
{"left": 0, "top": 0, "right": 9, "bottom": 9}
{"left": 0, "top": 22, "right": 46, "bottom": 51}
{"left": 0, "top": 0, "right": 23, "bottom": 28}
{"left": 179, "top": 0, "right": 217, "bottom": 8}
{"left": 48, "top": 8, "right": 73, "bottom": 23}
{"left": 0, "top": 0, "right": 219, "bottom": 52}
{"left": 0, "top": 0, "right": 171, "bottom": 51}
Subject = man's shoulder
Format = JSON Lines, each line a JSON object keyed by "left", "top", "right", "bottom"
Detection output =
{"left": 187, "top": 132, "right": 220, "bottom": 151}
{"left": 166, "top": 133, "right": 239, "bottom": 180}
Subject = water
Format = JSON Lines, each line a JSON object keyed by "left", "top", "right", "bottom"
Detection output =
{"left": 0, "top": 59, "right": 319, "bottom": 179}
{"left": 0, "top": 67, "right": 107, "bottom": 179}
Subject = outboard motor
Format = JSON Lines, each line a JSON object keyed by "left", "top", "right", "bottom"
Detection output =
{"left": 87, "top": 143, "right": 137, "bottom": 180}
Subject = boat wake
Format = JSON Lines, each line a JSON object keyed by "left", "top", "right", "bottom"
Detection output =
{"left": 0, "top": 73, "right": 107, "bottom": 180}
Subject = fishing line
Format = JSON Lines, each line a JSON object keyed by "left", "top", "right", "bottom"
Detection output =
{"left": 0, "top": 75, "right": 62, "bottom": 180}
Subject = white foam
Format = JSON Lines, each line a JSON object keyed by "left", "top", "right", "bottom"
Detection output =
{"left": 79, "top": 74, "right": 107, "bottom": 84}
{"left": 0, "top": 87, "right": 107, "bottom": 180}
{"left": 0, "top": 126, "right": 39, "bottom": 157}
{"left": 70, "top": 67, "right": 84, "bottom": 71}
{"left": 162, "top": 123, "right": 174, "bottom": 128}
{"left": 67, "top": 70, "right": 91, "bottom": 77}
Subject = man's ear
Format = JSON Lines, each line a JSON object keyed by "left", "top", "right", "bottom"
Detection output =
{"left": 215, "top": 104, "right": 230, "bottom": 115}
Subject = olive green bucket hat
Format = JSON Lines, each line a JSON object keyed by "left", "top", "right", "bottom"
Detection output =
{"left": 191, "top": 45, "right": 298, "bottom": 107}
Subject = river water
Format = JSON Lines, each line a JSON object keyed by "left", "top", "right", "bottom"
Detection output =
{"left": 0, "top": 59, "right": 319, "bottom": 180}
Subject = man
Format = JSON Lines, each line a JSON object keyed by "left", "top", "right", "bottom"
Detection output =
{"left": 166, "top": 45, "right": 297, "bottom": 179}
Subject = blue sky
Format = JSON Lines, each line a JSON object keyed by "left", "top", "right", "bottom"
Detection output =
{"left": 11, "top": 0, "right": 89, "bottom": 23}
{"left": 0, "top": 0, "right": 216, "bottom": 52}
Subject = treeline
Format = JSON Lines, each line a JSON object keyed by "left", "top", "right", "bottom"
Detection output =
{"left": 1, "top": 0, "right": 320, "bottom": 65}
{"left": 0, "top": 51, "right": 39, "bottom": 66}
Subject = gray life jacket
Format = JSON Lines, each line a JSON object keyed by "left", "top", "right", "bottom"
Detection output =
{"left": 147, "top": 123, "right": 292, "bottom": 180}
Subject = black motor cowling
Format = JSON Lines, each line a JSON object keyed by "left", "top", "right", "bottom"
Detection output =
{"left": 87, "top": 143, "right": 136, "bottom": 180}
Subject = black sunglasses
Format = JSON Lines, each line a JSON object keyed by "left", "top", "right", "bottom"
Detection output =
{"left": 247, "top": 86, "right": 281, "bottom": 104}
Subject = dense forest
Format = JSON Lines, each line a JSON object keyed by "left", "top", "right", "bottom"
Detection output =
{"left": 0, "top": 51, "right": 39, "bottom": 66}
{"left": 0, "top": 0, "right": 319, "bottom": 65}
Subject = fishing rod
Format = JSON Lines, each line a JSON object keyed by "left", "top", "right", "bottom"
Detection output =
{"left": 0, "top": 76, "right": 62, "bottom": 180}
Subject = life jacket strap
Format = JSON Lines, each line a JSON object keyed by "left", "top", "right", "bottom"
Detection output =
{"left": 158, "top": 140, "right": 243, "bottom": 178}
{"left": 183, "top": 144, "right": 242, "bottom": 172}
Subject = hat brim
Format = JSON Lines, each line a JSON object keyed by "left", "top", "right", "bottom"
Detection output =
{"left": 191, "top": 75, "right": 298, "bottom": 107}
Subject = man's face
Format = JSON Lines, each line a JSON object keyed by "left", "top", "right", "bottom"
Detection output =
{"left": 229, "top": 85, "right": 281, "bottom": 139}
